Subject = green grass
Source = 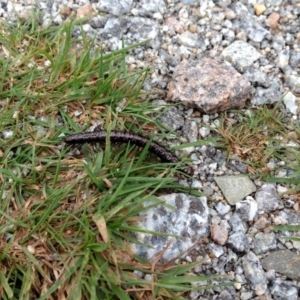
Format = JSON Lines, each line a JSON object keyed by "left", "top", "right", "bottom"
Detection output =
{"left": 1, "top": 12, "right": 300, "bottom": 300}
{"left": 0, "top": 16, "right": 231, "bottom": 300}
{"left": 273, "top": 225, "right": 300, "bottom": 243}
{"left": 213, "top": 103, "right": 300, "bottom": 194}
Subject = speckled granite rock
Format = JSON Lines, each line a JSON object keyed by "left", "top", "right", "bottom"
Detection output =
{"left": 168, "top": 56, "right": 251, "bottom": 114}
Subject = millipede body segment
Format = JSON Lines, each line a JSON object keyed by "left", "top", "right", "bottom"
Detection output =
{"left": 65, "top": 131, "right": 180, "bottom": 163}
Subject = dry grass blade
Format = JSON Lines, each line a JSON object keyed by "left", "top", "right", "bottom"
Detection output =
{"left": 0, "top": 15, "right": 224, "bottom": 300}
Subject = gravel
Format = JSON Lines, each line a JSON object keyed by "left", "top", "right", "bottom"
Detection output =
{"left": 2, "top": 0, "right": 300, "bottom": 298}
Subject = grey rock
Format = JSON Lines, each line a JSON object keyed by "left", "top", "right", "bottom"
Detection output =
{"left": 227, "top": 231, "right": 250, "bottom": 253}
{"left": 290, "top": 51, "right": 300, "bottom": 68}
{"left": 269, "top": 278, "right": 298, "bottom": 300}
{"left": 46, "top": 0, "right": 54, "bottom": 10}
{"left": 211, "top": 11, "right": 225, "bottom": 23}
{"left": 181, "top": 0, "right": 198, "bottom": 4}
{"left": 156, "top": 106, "right": 185, "bottom": 130}
{"left": 272, "top": 41, "right": 284, "bottom": 52}
{"left": 221, "top": 28, "right": 235, "bottom": 45}
{"left": 215, "top": 202, "right": 231, "bottom": 215}
{"left": 255, "top": 184, "right": 284, "bottom": 213}
{"left": 227, "top": 159, "right": 248, "bottom": 173}
{"left": 252, "top": 79, "right": 285, "bottom": 105}
{"left": 227, "top": 248, "right": 239, "bottom": 263}
{"left": 199, "top": 126, "right": 210, "bottom": 138}
{"left": 253, "top": 232, "right": 277, "bottom": 255}
{"left": 214, "top": 175, "right": 257, "bottom": 205}
{"left": 212, "top": 149, "right": 225, "bottom": 164}
{"left": 285, "top": 33, "right": 295, "bottom": 46}
{"left": 2, "top": 129, "right": 14, "bottom": 139}
{"left": 181, "top": 121, "right": 198, "bottom": 142}
{"left": 102, "top": 16, "right": 160, "bottom": 48}
{"left": 212, "top": 255, "right": 228, "bottom": 273}
{"left": 202, "top": 185, "right": 214, "bottom": 196}
{"left": 242, "top": 251, "right": 267, "bottom": 296}
{"left": 213, "top": 0, "right": 232, "bottom": 8}
{"left": 265, "top": 269, "right": 276, "bottom": 281}
{"left": 235, "top": 197, "right": 258, "bottom": 222}
{"left": 97, "top": 0, "right": 133, "bottom": 16}
{"left": 129, "top": 17, "right": 161, "bottom": 48}
{"left": 220, "top": 220, "right": 231, "bottom": 232}
{"left": 262, "top": 250, "right": 300, "bottom": 280}
{"left": 159, "top": 49, "right": 178, "bottom": 67}
{"left": 102, "top": 17, "right": 131, "bottom": 38}
{"left": 218, "top": 289, "right": 234, "bottom": 300}
{"left": 278, "top": 209, "right": 300, "bottom": 224}
{"left": 90, "top": 15, "right": 107, "bottom": 28}
{"left": 283, "top": 198, "right": 295, "bottom": 209}
{"left": 265, "top": 0, "right": 283, "bottom": 5}
{"left": 243, "top": 67, "right": 270, "bottom": 88}
{"left": 216, "top": 286, "right": 237, "bottom": 299}
{"left": 247, "top": 27, "right": 268, "bottom": 43}
{"left": 284, "top": 74, "right": 300, "bottom": 94}
{"left": 272, "top": 33, "right": 286, "bottom": 48}
{"left": 208, "top": 243, "right": 224, "bottom": 258}
{"left": 131, "top": 194, "right": 209, "bottom": 262}
{"left": 168, "top": 56, "right": 250, "bottom": 114}
{"left": 283, "top": 91, "right": 298, "bottom": 115}
{"left": 211, "top": 33, "right": 222, "bottom": 46}
{"left": 239, "top": 13, "right": 269, "bottom": 43}
{"left": 222, "top": 40, "right": 261, "bottom": 71}
{"left": 240, "top": 291, "right": 254, "bottom": 300}
{"left": 177, "top": 31, "right": 205, "bottom": 49}
{"left": 277, "top": 49, "right": 290, "bottom": 70}
{"left": 139, "top": 0, "right": 167, "bottom": 15}
{"left": 229, "top": 2, "right": 249, "bottom": 16}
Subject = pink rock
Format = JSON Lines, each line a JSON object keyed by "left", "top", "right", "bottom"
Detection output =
{"left": 164, "top": 17, "right": 183, "bottom": 34}
{"left": 210, "top": 224, "right": 228, "bottom": 245}
{"left": 76, "top": 3, "right": 95, "bottom": 20}
{"left": 267, "top": 12, "right": 280, "bottom": 29}
{"left": 167, "top": 56, "right": 251, "bottom": 114}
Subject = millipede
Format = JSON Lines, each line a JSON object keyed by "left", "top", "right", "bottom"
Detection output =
{"left": 65, "top": 130, "right": 180, "bottom": 164}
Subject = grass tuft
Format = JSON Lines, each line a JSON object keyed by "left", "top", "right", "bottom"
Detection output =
{"left": 213, "top": 102, "right": 300, "bottom": 194}
{"left": 0, "top": 15, "right": 227, "bottom": 299}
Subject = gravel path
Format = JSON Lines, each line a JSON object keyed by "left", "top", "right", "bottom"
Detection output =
{"left": 2, "top": 0, "right": 300, "bottom": 299}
